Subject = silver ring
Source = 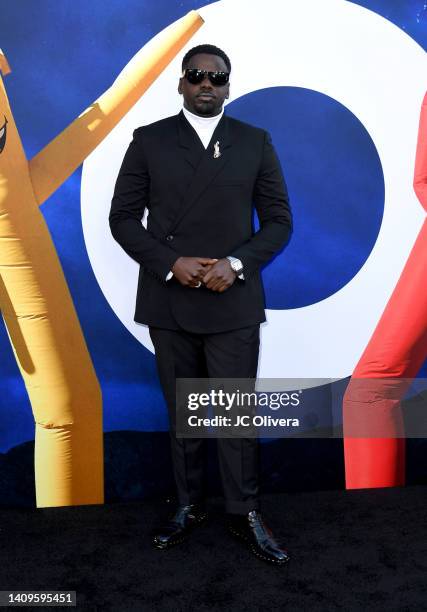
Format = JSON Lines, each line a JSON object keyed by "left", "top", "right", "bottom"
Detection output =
{"left": 194, "top": 281, "right": 202, "bottom": 288}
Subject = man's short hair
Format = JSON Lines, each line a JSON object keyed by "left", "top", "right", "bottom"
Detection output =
{"left": 181, "top": 44, "right": 231, "bottom": 73}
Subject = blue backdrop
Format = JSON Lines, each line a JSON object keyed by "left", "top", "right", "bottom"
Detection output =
{"left": 0, "top": 1, "right": 426, "bottom": 502}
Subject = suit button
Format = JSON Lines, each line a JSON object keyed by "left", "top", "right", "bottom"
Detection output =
{"left": 166, "top": 234, "right": 174, "bottom": 241}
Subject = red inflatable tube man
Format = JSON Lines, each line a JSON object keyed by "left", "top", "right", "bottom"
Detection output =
{"left": 344, "top": 92, "right": 427, "bottom": 489}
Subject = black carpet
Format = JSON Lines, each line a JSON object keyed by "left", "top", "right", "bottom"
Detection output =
{"left": 0, "top": 486, "right": 426, "bottom": 611}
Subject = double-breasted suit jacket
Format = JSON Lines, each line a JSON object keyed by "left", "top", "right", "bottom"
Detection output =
{"left": 109, "top": 110, "right": 292, "bottom": 333}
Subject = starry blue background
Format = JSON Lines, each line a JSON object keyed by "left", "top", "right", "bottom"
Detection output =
{"left": 0, "top": 0, "right": 426, "bottom": 453}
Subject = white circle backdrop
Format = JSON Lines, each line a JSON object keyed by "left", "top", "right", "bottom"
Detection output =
{"left": 81, "top": 0, "right": 427, "bottom": 379}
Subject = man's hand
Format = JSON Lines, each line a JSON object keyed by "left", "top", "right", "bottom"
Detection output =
{"left": 202, "top": 258, "right": 237, "bottom": 293}
{"left": 172, "top": 257, "right": 218, "bottom": 287}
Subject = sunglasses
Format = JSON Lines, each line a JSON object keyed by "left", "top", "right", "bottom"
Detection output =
{"left": 183, "top": 68, "right": 230, "bottom": 87}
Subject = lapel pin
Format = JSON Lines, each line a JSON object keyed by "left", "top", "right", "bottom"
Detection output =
{"left": 213, "top": 140, "right": 221, "bottom": 159}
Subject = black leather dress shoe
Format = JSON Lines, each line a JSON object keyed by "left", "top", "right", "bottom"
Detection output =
{"left": 152, "top": 503, "right": 207, "bottom": 550}
{"left": 227, "top": 510, "right": 290, "bottom": 565}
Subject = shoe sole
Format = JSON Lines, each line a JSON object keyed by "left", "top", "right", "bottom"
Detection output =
{"left": 152, "top": 513, "right": 208, "bottom": 550}
{"left": 228, "top": 525, "right": 291, "bottom": 566}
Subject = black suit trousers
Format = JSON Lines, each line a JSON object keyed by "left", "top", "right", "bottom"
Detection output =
{"left": 149, "top": 324, "right": 260, "bottom": 514}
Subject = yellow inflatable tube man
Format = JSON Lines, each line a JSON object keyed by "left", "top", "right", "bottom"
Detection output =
{"left": 0, "top": 11, "right": 203, "bottom": 508}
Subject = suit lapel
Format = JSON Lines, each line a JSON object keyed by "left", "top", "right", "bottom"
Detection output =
{"left": 169, "top": 111, "right": 232, "bottom": 232}
{"left": 177, "top": 110, "right": 205, "bottom": 170}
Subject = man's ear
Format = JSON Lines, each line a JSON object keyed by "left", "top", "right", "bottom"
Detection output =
{"left": 178, "top": 78, "right": 183, "bottom": 95}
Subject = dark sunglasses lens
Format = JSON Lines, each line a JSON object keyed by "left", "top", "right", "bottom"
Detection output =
{"left": 184, "top": 69, "right": 229, "bottom": 86}
{"left": 209, "top": 72, "right": 229, "bottom": 86}
{"left": 185, "top": 69, "right": 204, "bottom": 84}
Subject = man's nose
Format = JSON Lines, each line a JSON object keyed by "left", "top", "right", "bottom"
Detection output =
{"left": 199, "top": 74, "right": 213, "bottom": 87}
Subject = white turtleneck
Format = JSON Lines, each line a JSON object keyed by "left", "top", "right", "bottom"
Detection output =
{"left": 182, "top": 105, "right": 224, "bottom": 149}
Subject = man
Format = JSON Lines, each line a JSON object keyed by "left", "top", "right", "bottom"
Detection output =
{"left": 109, "top": 44, "right": 292, "bottom": 565}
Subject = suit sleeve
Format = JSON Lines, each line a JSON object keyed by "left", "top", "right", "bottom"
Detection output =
{"left": 229, "top": 130, "right": 292, "bottom": 277}
{"left": 109, "top": 129, "right": 179, "bottom": 280}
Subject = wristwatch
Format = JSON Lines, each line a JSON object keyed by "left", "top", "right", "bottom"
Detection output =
{"left": 226, "top": 256, "right": 244, "bottom": 276}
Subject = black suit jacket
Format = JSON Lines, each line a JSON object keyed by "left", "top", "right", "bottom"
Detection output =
{"left": 109, "top": 110, "right": 292, "bottom": 333}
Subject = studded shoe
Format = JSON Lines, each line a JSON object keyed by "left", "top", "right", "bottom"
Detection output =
{"left": 152, "top": 503, "right": 207, "bottom": 550}
{"left": 227, "top": 510, "right": 290, "bottom": 565}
